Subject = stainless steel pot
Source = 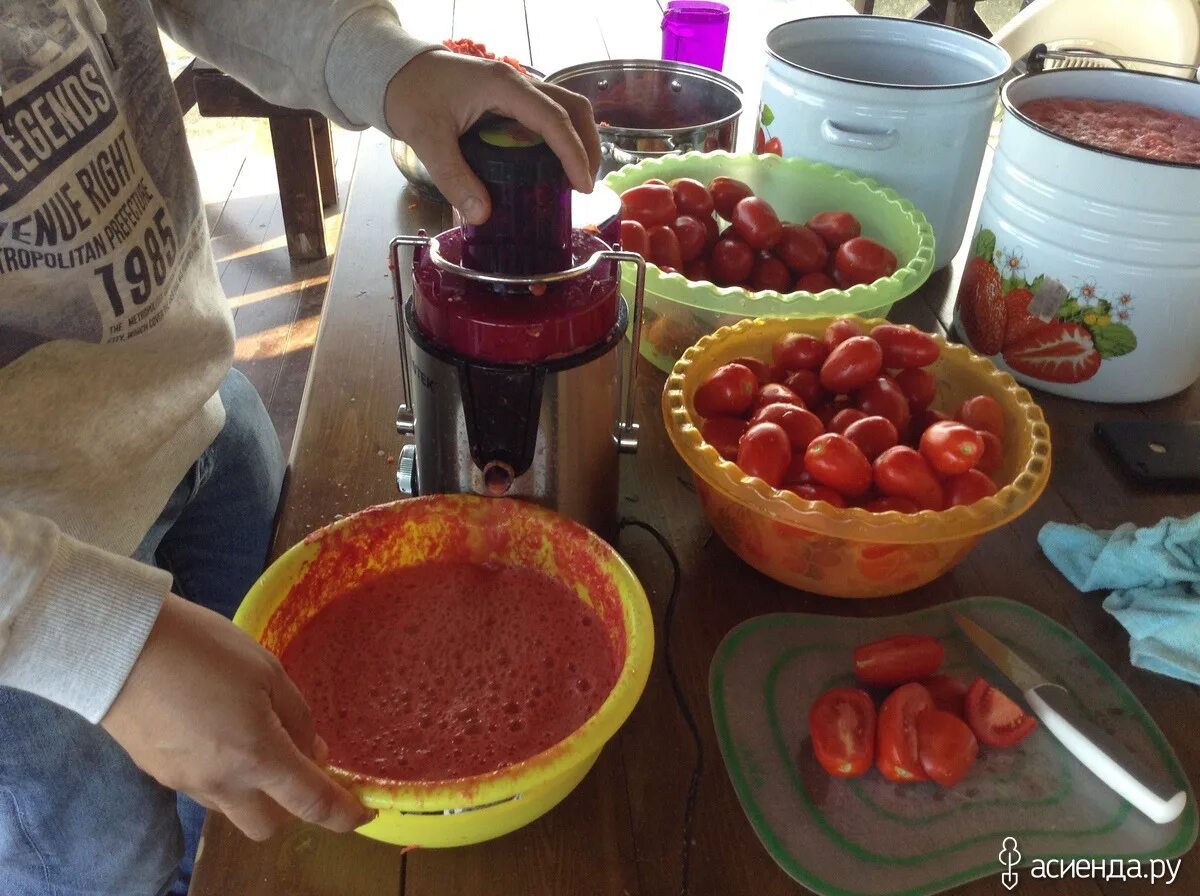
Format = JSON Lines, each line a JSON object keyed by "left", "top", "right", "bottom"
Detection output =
{"left": 546, "top": 59, "right": 742, "bottom": 176}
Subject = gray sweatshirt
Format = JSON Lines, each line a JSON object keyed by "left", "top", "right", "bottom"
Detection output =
{"left": 0, "top": 0, "right": 434, "bottom": 722}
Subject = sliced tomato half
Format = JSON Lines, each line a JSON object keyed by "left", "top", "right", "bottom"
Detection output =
{"left": 920, "top": 674, "right": 969, "bottom": 718}
{"left": 876, "top": 682, "right": 933, "bottom": 782}
{"left": 917, "top": 708, "right": 979, "bottom": 788}
{"left": 809, "top": 687, "right": 876, "bottom": 778}
{"left": 964, "top": 677, "right": 1038, "bottom": 747}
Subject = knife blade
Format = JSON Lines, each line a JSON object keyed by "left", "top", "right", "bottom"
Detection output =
{"left": 953, "top": 612, "right": 1187, "bottom": 825}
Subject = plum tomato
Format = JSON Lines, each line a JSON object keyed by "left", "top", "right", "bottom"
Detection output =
{"left": 783, "top": 452, "right": 811, "bottom": 485}
{"left": 876, "top": 682, "right": 933, "bottom": 782}
{"left": 699, "top": 415, "right": 748, "bottom": 460}
{"left": 964, "top": 678, "right": 1037, "bottom": 748}
{"left": 809, "top": 688, "right": 875, "bottom": 778}
{"left": 693, "top": 362, "right": 758, "bottom": 418}
{"left": 864, "top": 495, "right": 920, "bottom": 514}
{"left": 804, "top": 433, "right": 873, "bottom": 496}
{"left": 916, "top": 708, "right": 979, "bottom": 788}
{"left": 920, "top": 674, "right": 969, "bottom": 717}
{"left": 710, "top": 237, "right": 755, "bottom": 285}
{"left": 751, "top": 402, "right": 824, "bottom": 451}
{"left": 646, "top": 225, "right": 683, "bottom": 270}
{"left": 956, "top": 395, "right": 1005, "bottom": 439}
{"left": 782, "top": 369, "right": 827, "bottom": 408}
{"left": 820, "top": 336, "right": 884, "bottom": 393}
{"left": 854, "top": 634, "right": 945, "bottom": 687}
{"left": 683, "top": 257, "right": 712, "bottom": 283}
{"left": 709, "top": 176, "right": 754, "bottom": 220}
{"left": 870, "top": 324, "right": 939, "bottom": 369}
{"left": 920, "top": 421, "right": 984, "bottom": 476}
{"left": 618, "top": 219, "right": 648, "bottom": 257}
{"left": 873, "top": 446, "right": 946, "bottom": 511}
{"left": 754, "top": 382, "right": 804, "bottom": 412}
{"left": 736, "top": 421, "right": 791, "bottom": 487}
{"left": 823, "top": 318, "right": 868, "bottom": 350}
{"left": 856, "top": 376, "right": 911, "bottom": 435}
{"left": 772, "top": 333, "right": 828, "bottom": 372}
{"left": 668, "top": 177, "right": 714, "bottom": 218}
{"left": 620, "top": 183, "right": 677, "bottom": 228}
{"left": 894, "top": 367, "right": 937, "bottom": 412}
{"left": 834, "top": 237, "right": 898, "bottom": 286}
{"left": 806, "top": 210, "right": 862, "bottom": 249}
{"left": 945, "top": 469, "right": 998, "bottom": 507}
{"left": 828, "top": 408, "right": 867, "bottom": 434}
{"left": 702, "top": 213, "right": 720, "bottom": 249}
{"left": 752, "top": 253, "right": 793, "bottom": 293}
{"left": 843, "top": 415, "right": 899, "bottom": 460}
{"left": 731, "top": 197, "right": 783, "bottom": 250}
{"left": 788, "top": 483, "right": 848, "bottom": 508}
{"left": 730, "top": 356, "right": 774, "bottom": 384}
{"left": 796, "top": 271, "right": 836, "bottom": 293}
{"left": 774, "top": 223, "right": 828, "bottom": 274}
{"left": 671, "top": 215, "right": 708, "bottom": 263}
{"left": 976, "top": 431, "right": 1004, "bottom": 475}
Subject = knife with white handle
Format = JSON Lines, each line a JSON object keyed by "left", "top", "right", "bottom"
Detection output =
{"left": 953, "top": 613, "right": 1187, "bottom": 825}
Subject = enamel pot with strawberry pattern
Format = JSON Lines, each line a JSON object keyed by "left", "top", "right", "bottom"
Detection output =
{"left": 954, "top": 69, "right": 1200, "bottom": 403}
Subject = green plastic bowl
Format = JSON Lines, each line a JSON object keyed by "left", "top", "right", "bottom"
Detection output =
{"left": 603, "top": 152, "right": 936, "bottom": 372}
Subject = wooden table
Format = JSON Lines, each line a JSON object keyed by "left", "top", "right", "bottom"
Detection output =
{"left": 191, "top": 4, "right": 1200, "bottom": 894}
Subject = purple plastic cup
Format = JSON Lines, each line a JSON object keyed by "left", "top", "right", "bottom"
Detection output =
{"left": 661, "top": 1, "right": 730, "bottom": 72}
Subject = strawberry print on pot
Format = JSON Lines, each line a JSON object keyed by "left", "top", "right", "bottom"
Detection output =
{"left": 954, "top": 229, "right": 1137, "bottom": 386}
{"left": 754, "top": 104, "right": 783, "bottom": 156}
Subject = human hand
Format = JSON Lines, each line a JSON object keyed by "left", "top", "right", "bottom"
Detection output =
{"left": 384, "top": 50, "right": 602, "bottom": 224}
{"left": 101, "top": 595, "right": 371, "bottom": 841}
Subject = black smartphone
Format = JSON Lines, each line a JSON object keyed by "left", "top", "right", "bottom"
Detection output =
{"left": 1095, "top": 421, "right": 1200, "bottom": 487}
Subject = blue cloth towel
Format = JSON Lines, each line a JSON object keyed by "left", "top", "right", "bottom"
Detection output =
{"left": 1039, "top": 514, "right": 1200, "bottom": 685}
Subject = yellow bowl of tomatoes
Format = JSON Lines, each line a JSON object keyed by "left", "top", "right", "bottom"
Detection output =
{"left": 662, "top": 315, "right": 1052, "bottom": 598}
{"left": 604, "top": 152, "right": 936, "bottom": 373}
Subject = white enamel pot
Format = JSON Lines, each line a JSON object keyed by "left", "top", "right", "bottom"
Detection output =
{"left": 759, "top": 16, "right": 1011, "bottom": 270}
{"left": 954, "top": 69, "right": 1200, "bottom": 403}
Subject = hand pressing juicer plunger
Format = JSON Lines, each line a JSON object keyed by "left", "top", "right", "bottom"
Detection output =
{"left": 389, "top": 116, "right": 646, "bottom": 540}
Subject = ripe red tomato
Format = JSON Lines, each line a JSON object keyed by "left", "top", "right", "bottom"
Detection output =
{"left": 820, "top": 336, "right": 884, "bottom": 393}
{"left": 646, "top": 225, "right": 683, "bottom": 270}
{"left": 870, "top": 324, "right": 940, "bottom": 369}
{"left": 668, "top": 177, "right": 714, "bottom": 218}
{"left": 709, "top": 176, "right": 754, "bottom": 220}
{"left": 865, "top": 495, "right": 920, "bottom": 513}
{"left": 916, "top": 708, "right": 979, "bottom": 788}
{"left": 823, "top": 318, "right": 867, "bottom": 349}
{"left": 828, "top": 408, "right": 867, "bottom": 434}
{"left": 834, "top": 237, "right": 899, "bottom": 286}
{"left": 710, "top": 237, "right": 755, "bottom": 285}
{"left": 910, "top": 408, "right": 951, "bottom": 444}
{"left": 753, "top": 382, "right": 804, "bottom": 412}
{"left": 699, "top": 416, "right": 748, "bottom": 460}
{"left": 894, "top": 367, "right": 937, "bottom": 412}
{"left": 806, "top": 210, "right": 862, "bottom": 249}
{"left": 620, "top": 183, "right": 677, "bottom": 228}
{"left": 855, "top": 376, "right": 912, "bottom": 435}
{"left": 731, "top": 197, "right": 783, "bottom": 250}
{"left": 751, "top": 403, "right": 824, "bottom": 451}
{"left": 736, "top": 421, "right": 791, "bottom": 488}
{"left": 809, "top": 688, "right": 876, "bottom": 778}
{"left": 788, "top": 483, "right": 848, "bottom": 508}
{"left": 693, "top": 362, "right": 758, "bottom": 418}
{"left": 682, "top": 257, "right": 712, "bottom": 283}
{"left": 782, "top": 369, "right": 827, "bottom": 408}
{"left": 774, "top": 224, "right": 828, "bottom": 274}
{"left": 976, "top": 431, "right": 1004, "bottom": 475}
{"left": 964, "top": 678, "right": 1037, "bottom": 747}
{"left": 854, "top": 634, "right": 945, "bottom": 687}
{"left": 783, "top": 452, "right": 810, "bottom": 485}
{"left": 804, "top": 433, "right": 872, "bottom": 496}
{"left": 843, "top": 415, "right": 899, "bottom": 460}
{"left": 671, "top": 215, "right": 708, "bottom": 262}
{"left": 920, "top": 675, "right": 969, "bottom": 717}
{"left": 618, "top": 220, "right": 649, "bottom": 257}
{"left": 729, "top": 356, "right": 774, "bottom": 384}
{"left": 876, "top": 683, "right": 933, "bottom": 782}
{"left": 956, "top": 395, "right": 1005, "bottom": 438}
{"left": 772, "top": 333, "right": 828, "bottom": 372}
{"left": 920, "top": 421, "right": 984, "bottom": 476}
{"left": 701, "top": 214, "right": 720, "bottom": 249}
{"left": 796, "top": 271, "right": 836, "bottom": 293}
{"left": 752, "top": 254, "right": 793, "bottom": 293}
{"left": 873, "top": 446, "right": 946, "bottom": 511}
{"left": 945, "top": 469, "right": 998, "bottom": 506}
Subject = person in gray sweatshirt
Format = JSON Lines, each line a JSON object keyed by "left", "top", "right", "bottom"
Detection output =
{"left": 0, "top": 2, "right": 601, "bottom": 893}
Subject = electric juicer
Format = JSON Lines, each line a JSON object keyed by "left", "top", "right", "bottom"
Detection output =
{"left": 389, "top": 116, "right": 646, "bottom": 540}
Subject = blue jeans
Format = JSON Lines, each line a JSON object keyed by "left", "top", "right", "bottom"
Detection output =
{"left": 0, "top": 369, "right": 285, "bottom": 896}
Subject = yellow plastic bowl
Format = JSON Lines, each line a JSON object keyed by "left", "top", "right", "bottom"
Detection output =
{"left": 233, "top": 495, "right": 654, "bottom": 847}
{"left": 662, "top": 316, "right": 1052, "bottom": 598}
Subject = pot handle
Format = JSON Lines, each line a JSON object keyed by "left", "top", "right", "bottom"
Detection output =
{"left": 821, "top": 120, "right": 898, "bottom": 151}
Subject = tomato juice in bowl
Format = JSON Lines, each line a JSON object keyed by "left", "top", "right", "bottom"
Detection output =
{"left": 234, "top": 495, "right": 654, "bottom": 847}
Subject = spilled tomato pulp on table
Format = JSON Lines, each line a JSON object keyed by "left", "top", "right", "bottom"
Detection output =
{"left": 278, "top": 559, "right": 620, "bottom": 783}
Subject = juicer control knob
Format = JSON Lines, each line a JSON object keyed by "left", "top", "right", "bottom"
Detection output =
{"left": 396, "top": 444, "right": 418, "bottom": 496}
{"left": 396, "top": 404, "right": 415, "bottom": 435}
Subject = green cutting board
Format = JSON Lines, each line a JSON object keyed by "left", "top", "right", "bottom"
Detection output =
{"left": 709, "top": 596, "right": 1196, "bottom": 896}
